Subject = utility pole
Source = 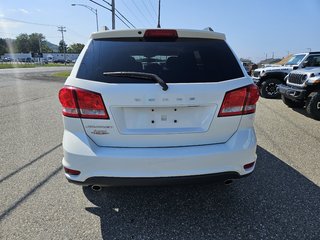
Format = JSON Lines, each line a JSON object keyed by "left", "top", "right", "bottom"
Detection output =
{"left": 38, "top": 37, "right": 42, "bottom": 64}
{"left": 58, "top": 26, "right": 66, "bottom": 65}
{"left": 38, "top": 38, "right": 42, "bottom": 53}
{"left": 112, "top": 0, "right": 115, "bottom": 29}
{"left": 157, "top": 0, "right": 161, "bottom": 28}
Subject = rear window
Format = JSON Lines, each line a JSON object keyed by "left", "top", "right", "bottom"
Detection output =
{"left": 77, "top": 38, "right": 244, "bottom": 83}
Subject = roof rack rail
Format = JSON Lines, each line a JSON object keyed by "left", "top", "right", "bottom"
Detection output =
{"left": 203, "top": 27, "right": 214, "bottom": 32}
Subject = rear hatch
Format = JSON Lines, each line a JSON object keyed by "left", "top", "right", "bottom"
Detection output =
{"left": 66, "top": 29, "right": 249, "bottom": 147}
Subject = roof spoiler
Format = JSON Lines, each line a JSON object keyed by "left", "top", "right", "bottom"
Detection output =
{"left": 203, "top": 27, "right": 214, "bottom": 32}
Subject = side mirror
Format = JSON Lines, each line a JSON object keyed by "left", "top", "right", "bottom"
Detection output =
{"left": 293, "top": 66, "right": 299, "bottom": 70}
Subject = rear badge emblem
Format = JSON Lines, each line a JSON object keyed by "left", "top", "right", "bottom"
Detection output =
{"left": 92, "top": 130, "right": 109, "bottom": 135}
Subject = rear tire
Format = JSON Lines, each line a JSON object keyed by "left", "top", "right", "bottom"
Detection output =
{"left": 281, "top": 95, "right": 304, "bottom": 108}
{"left": 306, "top": 93, "right": 320, "bottom": 120}
{"left": 260, "top": 78, "right": 282, "bottom": 98}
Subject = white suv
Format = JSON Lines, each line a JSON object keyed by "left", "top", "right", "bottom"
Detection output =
{"left": 58, "top": 29, "right": 259, "bottom": 186}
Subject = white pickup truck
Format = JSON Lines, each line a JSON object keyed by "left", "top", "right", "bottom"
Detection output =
{"left": 252, "top": 52, "right": 320, "bottom": 98}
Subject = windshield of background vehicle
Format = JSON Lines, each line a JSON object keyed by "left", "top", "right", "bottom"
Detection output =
{"left": 285, "top": 54, "right": 306, "bottom": 66}
{"left": 77, "top": 38, "right": 244, "bottom": 83}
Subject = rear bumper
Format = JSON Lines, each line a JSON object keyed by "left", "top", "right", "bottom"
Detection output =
{"left": 62, "top": 124, "right": 257, "bottom": 185}
{"left": 277, "top": 84, "right": 307, "bottom": 101}
{"left": 68, "top": 171, "right": 253, "bottom": 186}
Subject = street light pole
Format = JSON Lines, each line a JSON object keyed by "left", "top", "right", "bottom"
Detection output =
{"left": 71, "top": 4, "right": 99, "bottom": 31}
{"left": 95, "top": 9, "right": 99, "bottom": 31}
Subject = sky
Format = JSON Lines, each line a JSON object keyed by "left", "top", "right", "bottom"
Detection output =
{"left": 0, "top": 0, "right": 319, "bottom": 63}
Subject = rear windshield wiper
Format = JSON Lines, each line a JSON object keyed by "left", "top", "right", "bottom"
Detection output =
{"left": 103, "top": 71, "right": 168, "bottom": 91}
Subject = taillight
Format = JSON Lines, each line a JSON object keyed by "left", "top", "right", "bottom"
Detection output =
{"left": 243, "top": 84, "right": 259, "bottom": 114}
{"left": 144, "top": 29, "right": 178, "bottom": 39}
{"left": 218, "top": 84, "right": 259, "bottom": 117}
{"left": 58, "top": 87, "right": 78, "bottom": 117}
{"left": 64, "top": 167, "right": 81, "bottom": 175}
{"left": 58, "top": 86, "right": 109, "bottom": 119}
{"left": 244, "top": 161, "right": 255, "bottom": 170}
{"left": 76, "top": 89, "right": 108, "bottom": 119}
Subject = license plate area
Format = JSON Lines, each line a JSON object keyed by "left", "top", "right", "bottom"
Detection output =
{"left": 111, "top": 105, "right": 216, "bottom": 135}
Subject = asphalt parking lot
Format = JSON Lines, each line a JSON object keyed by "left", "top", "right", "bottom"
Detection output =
{"left": 0, "top": 67, "right": 319, "bottom": 239}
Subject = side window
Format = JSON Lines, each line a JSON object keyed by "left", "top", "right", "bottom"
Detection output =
{"left": 305, "top": 55, "right": 320, "bottom": 67}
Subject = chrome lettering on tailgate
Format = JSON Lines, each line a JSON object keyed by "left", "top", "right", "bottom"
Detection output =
{"left": 134, "top": 96, "right": 197, "bottom": 104}
{"left": 92, "top": 129, "right": 109, "bottom": 135}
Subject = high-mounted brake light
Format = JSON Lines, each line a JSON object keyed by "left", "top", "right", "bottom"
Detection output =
{"left": 58, "top": 86, "right": 109, "bottom": 119}
{"left": 218, "top": 84, "right": 259, "bottom": 117}
{"left": 144, "top": 29, "right": 178, "bottom": 38}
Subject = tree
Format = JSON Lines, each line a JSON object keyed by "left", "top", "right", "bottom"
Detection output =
{"left": 29, "top": 33, "right": 45, "bottom": 53}
{"left": 41, "top": 41, "right": 53, "bottom": 53}
{"left": 13, "top": 33, "right": 52, "bottom": 53}
{"left": 58, "top": 40, "right": 67, "bottom": 53}
{"left": 15, "top": 33, "right": 30, "bottom": 53}
{"left": 67, "top": 43, "right": 85, "bottom": 53}
{"left": 0, "top": 38, "right": 8, "bottom": 55}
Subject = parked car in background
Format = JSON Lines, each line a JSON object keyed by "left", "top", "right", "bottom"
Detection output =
{"left": 252, "top": 52, "right": 320, "bottom": 98}
{"left": 3, "top": 57, "right": 12, "bottom": 62}
{"left": 58, "top": 28, "right": 259, "bottom": 188}
{"left": 277, "top": 55, "right": 320, "bottom": 120}
{"left": 53, "top": 59, "right": 66, "bottom": 63}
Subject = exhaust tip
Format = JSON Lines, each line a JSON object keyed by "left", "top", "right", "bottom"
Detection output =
{"left": 91, "top": 185, "right": 102, "bottom": 191}
{"left": 224, "top": 179, "right": 233, "bottom": 185}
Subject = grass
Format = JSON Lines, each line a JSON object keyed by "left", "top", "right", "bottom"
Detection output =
{"left": 43, "top": 63, "right": 74, "bottom": 67}
{"left": 52, "top": 71, "right": 71, "bottom": 78}
{"left": 0, "top": 63, "right": 36, "bottom": 69}
{"left": 0, "top": 63, "right": 74, "bottom": 69}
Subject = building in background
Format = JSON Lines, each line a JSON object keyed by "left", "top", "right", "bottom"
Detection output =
{"left": 0, "top": 52, "right": 79, "bottom": 63}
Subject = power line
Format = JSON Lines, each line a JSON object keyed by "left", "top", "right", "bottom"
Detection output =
{"left": 119, "top": 0, "right": 146, "bottom": 27}
{"left": 101, "top": 0, "right": 112, "bottom": 7}
{"left": 115, "top": 8, "right": 136, "bottom": 28}
{"left": 0, "top": 17, "right": 85, "bottom": 41}
{"left": 0, "top": 17, "right": 58, "bottom": 27}
{"left": 131, "top": 0, "right": 153, "bottom": 26}
{"left": 116, "top": 14, "right": 131, "bottom": 28}
{"left": 89, "top": 0, "right": 112, "bottom": 11}
{"left": 141, "top": 0, "right": 157, "bottom": 23}
{"left": 88, "top": 0, "right": 132, "bottom": 28}
{"left": 148, "top": 0, "right": 158, "bottom": 16}
{"left": 67, "top": 28, "right": 87, "bottom": 39}
{"left": 101, "top": 0, "right": 136, "bottom": 28}
{"left": 0, "top": 31, "right": 60, "bottom": 40}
